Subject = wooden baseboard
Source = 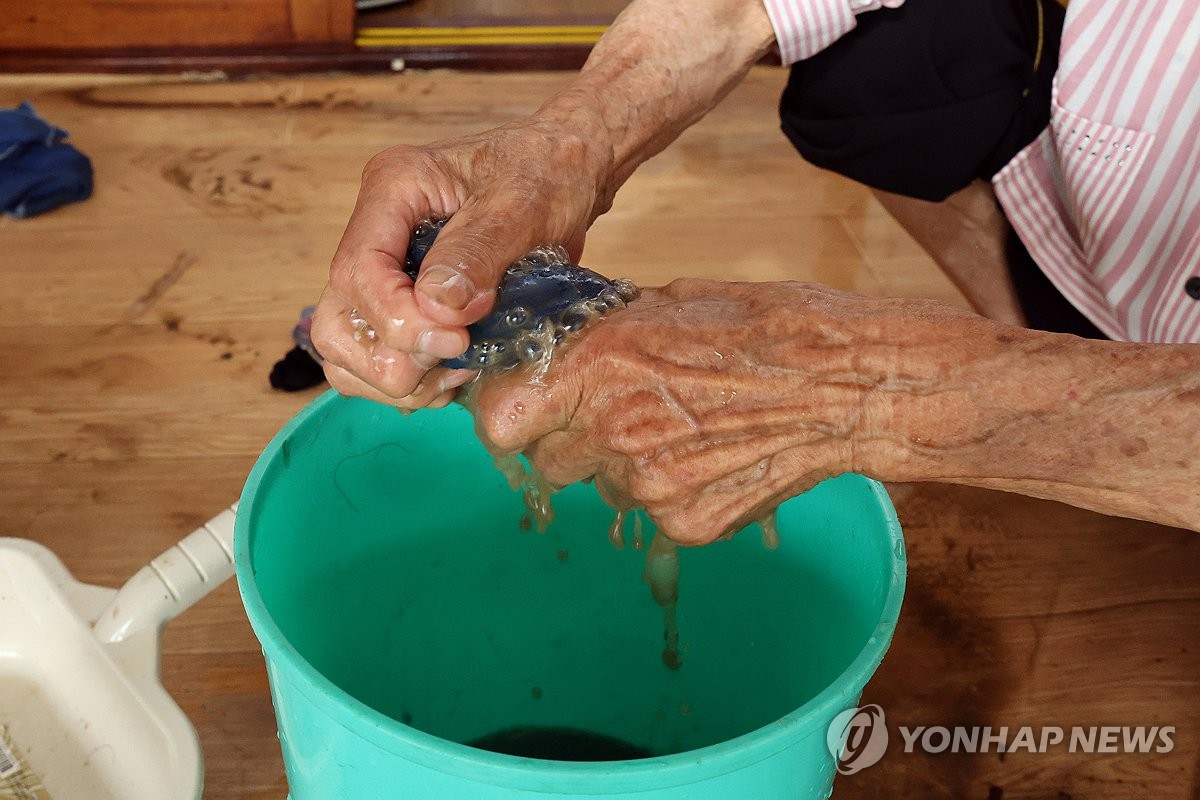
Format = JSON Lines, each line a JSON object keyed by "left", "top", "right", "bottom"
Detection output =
{"left": 0, "top": 43, "right": 592, "bottom": 74}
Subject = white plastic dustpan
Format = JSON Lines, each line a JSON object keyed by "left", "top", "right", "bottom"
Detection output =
{"left": 0, "top": 505, "right": 237, "bottom": 800}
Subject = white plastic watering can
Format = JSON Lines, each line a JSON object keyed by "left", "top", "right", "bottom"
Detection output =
{"left": 0, "top": 505, "right": 237, "bottom": 800}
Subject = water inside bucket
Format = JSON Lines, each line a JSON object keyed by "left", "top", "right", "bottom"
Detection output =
{"left": 468, "top": 727, "right": 653, "bottom": 761}
{"left": 250, "top": 405, "right": 875, "bottom": 759}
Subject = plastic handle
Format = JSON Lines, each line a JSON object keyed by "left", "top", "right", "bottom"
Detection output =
{"left": 93, "top": 504, "right": 238, "bottom": 644}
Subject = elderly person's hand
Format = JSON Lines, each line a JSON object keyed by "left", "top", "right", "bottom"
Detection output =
{"left": 310, "top": 0, "right": 776, "bottom": 409}
{"left": 469, "top": 279, "right": 1200, "bottom": 543}
{"left": 469, "top": 279, "right": 935, "bottom": 544}
{"left": 311, "top": 113, "right": 615, "bottom": 409}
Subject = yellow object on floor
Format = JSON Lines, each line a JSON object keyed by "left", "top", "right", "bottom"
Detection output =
{"left": 356, "top": 25, "right": 606, "bottom": 47}
{"left": 0, "top": 727, "right": 52, "bottom": 800}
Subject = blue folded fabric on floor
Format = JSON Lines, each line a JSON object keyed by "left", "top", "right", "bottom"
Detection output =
{"left": 0, "top": 101, "right": 93, "bottom": 219}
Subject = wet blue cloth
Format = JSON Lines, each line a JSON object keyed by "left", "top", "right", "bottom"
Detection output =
{"left": 0, "top": 102, "right": 93, "bottom": 219}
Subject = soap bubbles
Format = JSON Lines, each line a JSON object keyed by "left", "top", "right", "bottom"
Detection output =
{"left": 403, "top": 219, "right": 641, "bottom": 377}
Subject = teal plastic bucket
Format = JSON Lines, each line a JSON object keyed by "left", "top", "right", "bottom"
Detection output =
{"left": 235, "top": 391, "right": 905, "bottom": 799}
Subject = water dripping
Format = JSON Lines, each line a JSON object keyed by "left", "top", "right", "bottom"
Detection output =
{"left": 608, "top": 510, "right": 627, "bottom": 550}
{"left": 759, "top": 510, "right": 780, "bottom": 551}
{"left": 644, "top": 531, "right": 682, "bottom": 670}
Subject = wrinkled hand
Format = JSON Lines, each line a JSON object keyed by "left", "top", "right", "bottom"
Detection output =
{"left": 469, "top": 277, "right": 1200, "bottom": 541}
{"left": 468, "top": 278, "right": 970, "bottom": 545}
{"left": 312, "top": 112, "right": 615, "bottom": 409}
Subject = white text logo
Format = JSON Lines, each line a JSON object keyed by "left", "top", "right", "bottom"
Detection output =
{"left": 827, "top": 704, "right": 889, "bottom": 775}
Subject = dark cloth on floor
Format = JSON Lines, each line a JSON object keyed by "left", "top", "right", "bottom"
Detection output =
{"left": 269, "top": 306, "right": 327, "bottom": 392}
{"left": 780, "top": 0, "right": 1064, "bottom": 202}
{"left": 270, "top": 346, "right": 327, "bottom": 392}
{"left": 0, "top": 102, "right": 93, "bottom": 219}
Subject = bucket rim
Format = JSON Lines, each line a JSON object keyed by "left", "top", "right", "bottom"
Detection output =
{"left": 235, "top": 390, "right": 906, "bottom": 792}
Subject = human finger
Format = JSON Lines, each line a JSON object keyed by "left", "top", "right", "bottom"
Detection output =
{"left": 312, "top": 294, "right": 430, "bottom": 397}
{"left": 520, "top": 430, "right": 602, "bottom": 489}
{"left": 468, "top": 367, "right": 580, "bottom": 454}
{"left": 325, "top": 360, "right": 476, "bottom": 410}
{"left": 313, "top": 290, "right": 477, "bottom": 399}
{"left": 412, "top": 188, "right": 554, "bottom": 326}
{"left": 327, "top": 244, "right": 470, "bottom": 361}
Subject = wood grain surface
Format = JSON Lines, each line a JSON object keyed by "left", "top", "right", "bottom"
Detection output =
{"left": 0, "top": 69, "right": 1195, "bottom": 800}
{"left": 0, "top": 0, "right": 354, "bottom": 50}
{"left": 0, "top": 45, "right": 601, "bottom": 76}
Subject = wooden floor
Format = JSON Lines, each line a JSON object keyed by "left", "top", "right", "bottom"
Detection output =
{"left": 1, "top": 69, "right": 1196, "bottom": 800}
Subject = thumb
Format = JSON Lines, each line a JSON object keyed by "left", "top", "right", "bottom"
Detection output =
{"left": 413, "top": 191, "right": 545, "bottom": 327}
{"left": 467, "top": 367, "right": 578, "bottom": 456}
{"left": 564, "top": 227, "right": 587, "bottom": 264}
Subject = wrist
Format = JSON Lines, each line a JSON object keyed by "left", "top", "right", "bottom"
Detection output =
{"left": 852, "top": 324, "right": 1128, "bottom": 486}
{"left": 536, "top": 0, "right": 775, "bottom": 211}
{"left": 533, "top": 90, "right": 622, "bottom": 220}
{"left": 844, "top": 307, "right": 1039, "bottom": 484}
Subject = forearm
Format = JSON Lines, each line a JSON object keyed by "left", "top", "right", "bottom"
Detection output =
{"left": 659, "top": 283, "right": 1200, "bottom": 531}
{"left": 855, "top": 321, "right": 1200, "bottom": 530}
{"left": 537, "top": 0, "right": 776, "bottom": 213}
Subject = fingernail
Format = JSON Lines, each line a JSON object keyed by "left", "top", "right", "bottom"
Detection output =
{"left": 410, "top": 350, "right": 440, "bottom": 370}
{"left": 418, "top": 266, "right": 475, "bottom": 311}
{"left": 439, "top": 368, "right": 479, "bottom": 392}
{"left": 418, "top": 327, "right": 468, "bottom": 359}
